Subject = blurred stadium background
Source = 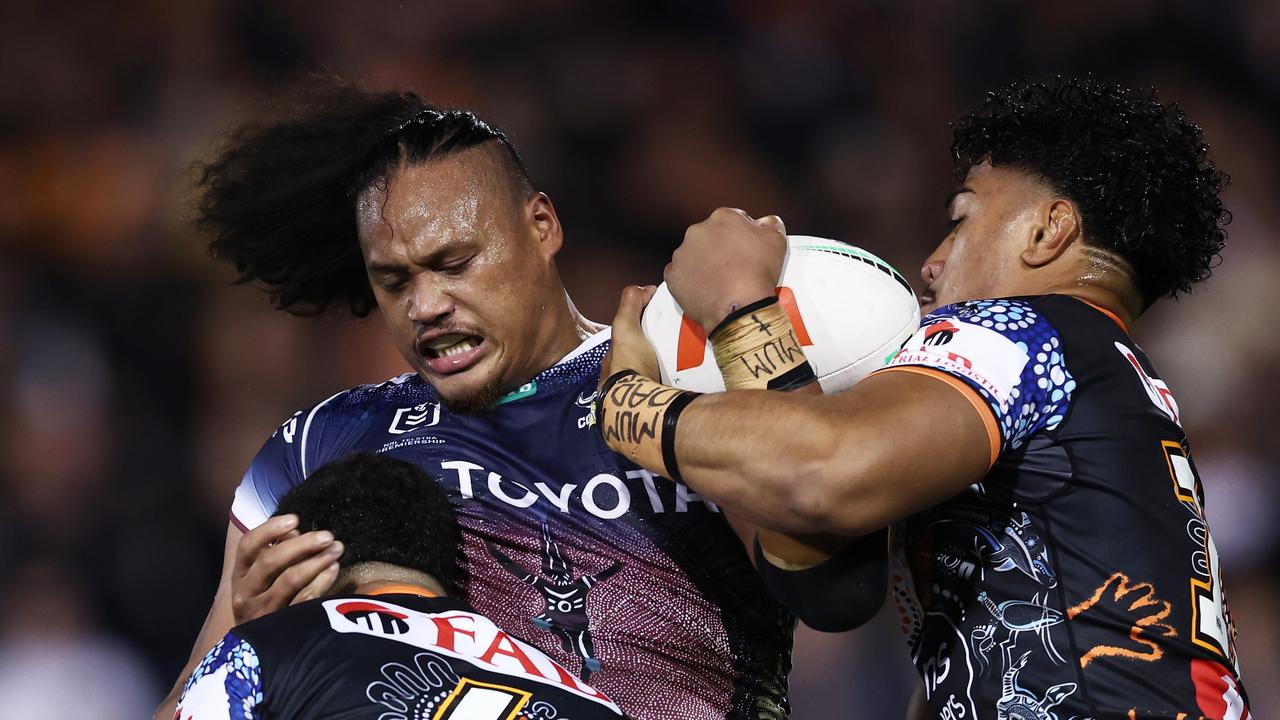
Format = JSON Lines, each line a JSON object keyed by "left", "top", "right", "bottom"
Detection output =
{"left": 0, "top": 1, "right": 1276, "bottom": 717}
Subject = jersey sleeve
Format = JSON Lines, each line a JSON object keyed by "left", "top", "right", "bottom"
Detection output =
{"left": 878, "top": 299, "right": 1075, "bottom": 460}
{"left": 230, "top": 390, "right": 352, "bottom": 532}
{"left": 174, "top": 632, "right": 264, "bottom": 720}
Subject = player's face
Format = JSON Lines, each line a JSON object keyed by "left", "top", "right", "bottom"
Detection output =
{"left": 919, "top": 162, "right": 1050, "bottom": 314}
{"left": 356, "top": 148, "right": 570, "bottom": 411}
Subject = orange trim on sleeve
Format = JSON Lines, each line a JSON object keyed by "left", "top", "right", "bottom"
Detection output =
{"left": 875, "top": 365, "right": 1001, "bottom": 468}
{"left": 1078, "top": 299, "right": 1129, "bottom": 333}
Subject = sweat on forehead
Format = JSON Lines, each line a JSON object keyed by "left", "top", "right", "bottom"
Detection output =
{"left": 355, "top": 145, "right": 523, "bottom": 232}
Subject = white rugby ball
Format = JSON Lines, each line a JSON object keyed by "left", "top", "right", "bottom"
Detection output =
{"left": 641, "top": 235, "right": 920, "bottom": 393}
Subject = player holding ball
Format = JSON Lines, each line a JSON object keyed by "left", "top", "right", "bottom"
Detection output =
{"left": 600, "top": 76, "right": 1251, "bottom": 719}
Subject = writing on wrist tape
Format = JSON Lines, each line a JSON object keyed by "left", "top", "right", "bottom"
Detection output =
{"left": 597, "top": 370, "right": 700, "bottom": 482}
{"left": 710, "top": 296, "right": 817, "bottom": 391}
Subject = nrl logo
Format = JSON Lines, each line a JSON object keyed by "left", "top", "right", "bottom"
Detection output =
{"left": 388, "top": 402, "right": 442, "bottom": 435}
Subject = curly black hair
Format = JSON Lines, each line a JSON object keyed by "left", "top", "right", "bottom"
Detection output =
{"left": 951, "top": 76, "right": 1229, "bottom": 304}
{"left": 193, "top": 78, "right": 530, "bottom": 317}
{"left": 275, "top": 452, "right": 462, "bottom": 593}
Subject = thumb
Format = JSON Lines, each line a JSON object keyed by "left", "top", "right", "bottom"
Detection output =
{"left": 611, "top": 285, "right": 657, "bottom": 335}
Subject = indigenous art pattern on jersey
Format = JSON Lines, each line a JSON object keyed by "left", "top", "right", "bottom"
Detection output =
{"left": 177, "top": 634, "right": 262, "bottom": 720}
{"left": 879, "top": 296, "right": 1250, "bottom": 720}
{"left": 176, "top": 595, "right": 623, "bottom": 719}
{"left": 230, "top": 331, "right": 794, "bottom": 720}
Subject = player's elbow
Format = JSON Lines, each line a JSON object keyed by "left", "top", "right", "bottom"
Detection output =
{"left": 784, "top": 451, "right": 883, "bottom": 537}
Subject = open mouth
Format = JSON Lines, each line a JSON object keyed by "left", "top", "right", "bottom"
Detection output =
{"left": 420, "top": 333, "right": 487, "bottom": 375}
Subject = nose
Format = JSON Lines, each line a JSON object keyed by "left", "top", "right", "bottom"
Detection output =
{"left": 921, "top": 236, "right": 951, "bottom": 288}
{"left": 406, "top": 275, "right": 455, "bottom": 326}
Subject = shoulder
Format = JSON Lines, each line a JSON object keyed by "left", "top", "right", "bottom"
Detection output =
{"left": 922, "top": 297, "right": 1055, "bottom": 335}
{"left": 177, "top": 631, "right": 264, "bottom": 716}
{"left": 893, "top": 297, "right": 1062, "bottom": 391}
{"left": 232, "top": 373, "right": 436, "bottom": 530}
{"left": 886, "top": 296, "right": 1074, "bottom": 453}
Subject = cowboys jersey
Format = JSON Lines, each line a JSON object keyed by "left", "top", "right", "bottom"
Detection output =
{"left": 877, "top": 295, "right": 1250, "bottom": 720}
{"left": 175, "top": 591, "right": 623, "bottom": 719}
{"left": 231, "top": 331, "right": 794, "bottom": 720}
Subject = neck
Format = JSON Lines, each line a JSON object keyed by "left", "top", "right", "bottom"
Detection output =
{"left": 1050, "top": 281, "right": 1142, "bottom": 331}
{"left": 338, "top": 563, "right": 448, "bottom": 598}
{"left": 1042, "top": 244, "right": 1145, "bottom": 330}
{"left": 523, "top": 288, "right": 599, "bottom": 384}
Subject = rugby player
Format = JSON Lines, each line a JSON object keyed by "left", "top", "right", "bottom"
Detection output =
{"left": 597, "top": 77, "right": 1252, "bottom": 718}
{"left": 175, "top": 452, "right": 623, "bottom": 719}
{"left": 155, "top": 81, "right": 793, "bottom": 720}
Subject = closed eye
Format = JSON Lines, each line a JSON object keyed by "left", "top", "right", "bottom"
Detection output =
{"left": 437, "top": 254, "right": 475, "bottom": 275}
{"left": 375, "top": 275, "right": 409, "bottom": 293}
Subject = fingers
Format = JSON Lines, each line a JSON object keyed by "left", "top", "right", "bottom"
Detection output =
{"left": 233, "top": 527, "right": 341, "bottom": 622}
{"left": 285, "top": 543, "right": 345, "bottom": 605}
{"left": 611, "top": 285, "right": 656, "bottom": 335}
{"left": 757, "top": 214, "right": 787, "bottom": 237}
{"left": 244, "top": 530, "right": 338, "bottom": 589}
{"left": 234, "top": 514, "right": 299, "bottom": 572}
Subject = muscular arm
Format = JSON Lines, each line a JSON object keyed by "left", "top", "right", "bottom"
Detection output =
{"left": 671, "top": 369, "right": 993, "bottom": 537}
{"left": 154, "top": 516, "right": 341, "bottom": 720}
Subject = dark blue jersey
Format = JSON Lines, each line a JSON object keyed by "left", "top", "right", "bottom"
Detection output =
{"left": 878, "top": 296, "right": 1250, "bottom": 720}
{"left": 232, "top": 332, "right": 793, "bottom": 720}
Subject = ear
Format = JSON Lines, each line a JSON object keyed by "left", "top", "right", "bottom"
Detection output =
{"left": 525, "top": 192, "right": 564, "bottom": 261}
{"left": 1021, "top": 198, "right": 1080, "bottom": 268}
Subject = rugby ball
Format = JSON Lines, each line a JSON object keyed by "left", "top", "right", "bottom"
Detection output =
{"left": 641, "top": 235, "right": 920, "bottom": 393}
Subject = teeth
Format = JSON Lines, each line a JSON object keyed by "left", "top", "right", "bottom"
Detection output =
{"left": 433, "top": 337, "right": 477, "bottom": 358}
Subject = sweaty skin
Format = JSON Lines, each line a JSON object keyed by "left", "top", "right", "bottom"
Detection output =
{"left": 157, "top": 149, "right": 760, "bottom": 720}
{"left": 155, "top": 148, "right": 588, "bottom": 720}
{"left": 600, "top": 162, "right": 1144, "bottom": 545}
{"left": 357, "top": 147, "right": 583, "bottom": 411}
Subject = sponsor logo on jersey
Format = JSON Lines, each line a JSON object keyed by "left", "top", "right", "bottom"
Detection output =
{"left": 891, "top": 320, "right": 1029, "bottom": 413}
{"left": 922, "top": 320, "right": 958, "bottom": 346}
{"left": 1191, "top": 659, "right": 1252, "bottom": 720}
{"left": 1115, "top": 342, "right": 1181, "bottom": 426}
{"left": 389, "top": 402, "right": 442, "bottom": 434}
{"left": 576, "top": 390, "right": 597, "bottom": 430}
{"left": 336, "top": 600, "right": 411, "bottom": 635}
{"left": 438, "top": 461, "right": 718, "bottom": 519}
{"left": 322, "top": 599, "right": 620, "bottom": 713}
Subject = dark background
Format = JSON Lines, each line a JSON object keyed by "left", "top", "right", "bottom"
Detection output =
{"left": 0, "top": 1, "right": 1276, "bottom": 716}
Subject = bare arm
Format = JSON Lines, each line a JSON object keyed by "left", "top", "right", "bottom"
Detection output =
{"left": 153, "top": 516, "right": 343, "bottom": 720}
{"left": 671, "top": 368, "right": 992, "bottom": 536}
{"left": 599, "top": 210, "right": 993, "bottom": 538}
{"left": 905, "top": 680, "right": 929, "bottom": 720}
{"left": 599, "top": 283, "right": 992, "bottom": 536}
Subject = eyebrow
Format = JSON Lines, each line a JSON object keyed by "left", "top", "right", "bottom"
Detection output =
{"left": 944, "top": 185, "right": 975, "bottom": 212}
{"left": 365, "top": 237, "right": 474, "bottom": 275}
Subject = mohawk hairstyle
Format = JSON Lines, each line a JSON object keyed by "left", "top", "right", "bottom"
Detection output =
{"left": 275, "top": 452, "right": 462, "bottom": 594}
{"left": 951, "top": 76, "right": 1229, "bottom": 304}
{"left": 193, "top": 78, "right": 530, "bottom": 316}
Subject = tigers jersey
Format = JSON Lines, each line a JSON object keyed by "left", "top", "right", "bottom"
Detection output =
{"left": 174, "top": 592, "right": 624, "bottom": 719}
{"left": 878, "top": 295, "right": 1250, "bottom": 720}
{"left": 230, "top": 331, "right": 793, "bottom": 720}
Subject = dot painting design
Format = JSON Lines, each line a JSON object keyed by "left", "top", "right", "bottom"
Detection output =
{"left": 929, "top": 299, "right": 1075, "bottom": 451}
{"left": 182, "top": 633, "right": 263, "bottom": 719}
